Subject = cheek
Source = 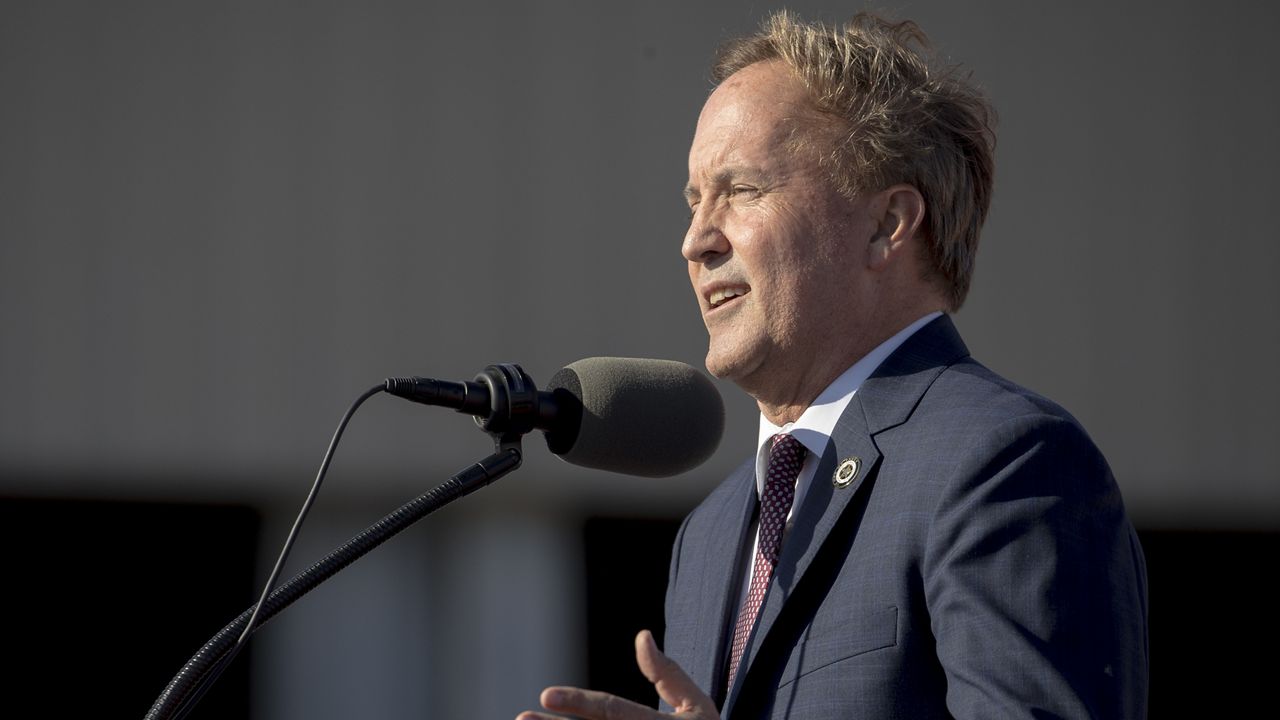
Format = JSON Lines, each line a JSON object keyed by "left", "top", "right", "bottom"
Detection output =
{"left": 730, "top": 205, "right": 802, "bottom": 256}
{"left": 752, "top": 207, "right": 820, "bottom": 279}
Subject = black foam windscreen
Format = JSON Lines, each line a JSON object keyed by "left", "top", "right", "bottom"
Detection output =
{"left": 544, "top": 358, "right": 724, "bottom": 477}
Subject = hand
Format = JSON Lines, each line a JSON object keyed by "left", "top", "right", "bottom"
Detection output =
{"left": 516, "top": 630, "right": 719, "bottom": 720}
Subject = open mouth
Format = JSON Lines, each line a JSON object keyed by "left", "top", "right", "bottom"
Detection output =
{"left": 708, "top": 286, "right": 749, "bottom": 310}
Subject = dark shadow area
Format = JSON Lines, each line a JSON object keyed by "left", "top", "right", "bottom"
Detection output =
{"left": 583, "top": 515, "right": 683, "bottom": 709}
{"left": 1139, "top": 528, "right": 1278, "bottom": 716}
{"left": 1, "top": 496, "right": 259, "bottom": 718}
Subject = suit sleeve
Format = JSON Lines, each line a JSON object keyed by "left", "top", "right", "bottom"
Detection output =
{"left": 658, "top": 512, "right": 694, "bottom": 713}
{"left": 922, "top": 414, "right": 1149, "bottom": 719}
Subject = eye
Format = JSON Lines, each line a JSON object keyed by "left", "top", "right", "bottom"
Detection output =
{"left": 731, "top": 184, "right": 760, "bottom": 198}
{"left": 687, "top": 202, "right": 700, "bottom": 220}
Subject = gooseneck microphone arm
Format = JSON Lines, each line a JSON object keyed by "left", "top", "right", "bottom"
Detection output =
{"left": 147, "top": 364, "right": 546, "bottom": 720}
{"left": 145, "top": 447, "right": 522, "bottom": 720}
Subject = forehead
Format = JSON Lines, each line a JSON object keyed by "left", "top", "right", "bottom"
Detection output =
{"left": 689, "top": 61, "right": 820, "bottom": 174}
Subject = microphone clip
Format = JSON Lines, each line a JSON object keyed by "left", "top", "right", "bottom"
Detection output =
{"left": 471, "top": 363, "right": 539, "bottom": 451}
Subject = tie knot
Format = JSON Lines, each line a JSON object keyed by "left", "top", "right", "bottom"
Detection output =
{"left": 769, "top": 432, "right": 804, "bottom": 465}
{"left": 764, "top": 433, "right": 805, "bottom": 494}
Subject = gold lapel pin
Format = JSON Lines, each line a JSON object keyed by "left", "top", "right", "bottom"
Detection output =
{"left": 833, "top": 457, "right": 861, "bottom": 488}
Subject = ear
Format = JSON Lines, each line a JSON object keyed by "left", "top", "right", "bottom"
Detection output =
{"left": 867, "top": 184, "right": 925, "bottom": 271}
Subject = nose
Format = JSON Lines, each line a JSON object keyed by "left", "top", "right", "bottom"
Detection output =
{"left": 682, "top": 203, "right": 730, "bottom": 264}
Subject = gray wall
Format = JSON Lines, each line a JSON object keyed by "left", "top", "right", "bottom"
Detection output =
{"left": 3, "top": 1, "right": 1277, "bottom": 717}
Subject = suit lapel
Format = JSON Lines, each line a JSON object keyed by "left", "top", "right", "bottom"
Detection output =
{"left": 722, "top": 316, "right": 970, "bottom": 717}
{"left": 688, "top": 460, "right": 757, "bottom": 702}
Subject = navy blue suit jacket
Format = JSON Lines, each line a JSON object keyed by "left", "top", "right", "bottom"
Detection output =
{"left": 662, "top": 316, "right": 1148, "bottom": 719}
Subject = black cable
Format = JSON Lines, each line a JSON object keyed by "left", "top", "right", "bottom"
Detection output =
{"left": 241, "top": 383, "right": 386, "bottom": 646}
{"left": 168, "top": 383, "right": 384, "bottom": 720}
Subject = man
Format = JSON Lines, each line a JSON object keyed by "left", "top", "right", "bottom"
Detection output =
{"left": 520, "top": 11, "right": 1148, "bottom": 720}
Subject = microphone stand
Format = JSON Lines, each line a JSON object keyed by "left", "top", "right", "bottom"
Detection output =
{"left": 144, "top": 437, "right": 524, "bottom": 720}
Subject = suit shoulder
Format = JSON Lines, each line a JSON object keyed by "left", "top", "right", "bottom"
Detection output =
{"left": 916, "top": 356, "right": 1095, "bottom": 442}
{"left": 882, "top": 355, "right": 1116, "bottom": 501}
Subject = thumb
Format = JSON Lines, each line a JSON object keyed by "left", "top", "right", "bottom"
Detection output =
{"left": 634, "top": 630, "right": 716, "bottom": 715}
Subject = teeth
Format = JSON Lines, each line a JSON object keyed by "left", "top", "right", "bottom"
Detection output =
{"left": 709, "top": 287, "right": 747, "bottom": 307}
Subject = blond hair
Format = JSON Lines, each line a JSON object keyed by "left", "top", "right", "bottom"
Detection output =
{"left": 713, "top": 11, "right": 996, "bottom": 310}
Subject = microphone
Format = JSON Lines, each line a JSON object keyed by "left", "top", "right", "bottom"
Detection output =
{"left": 384, "top": 358, "right": 724, "bottom": 477}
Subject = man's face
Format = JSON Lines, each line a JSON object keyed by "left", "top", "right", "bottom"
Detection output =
{"left": 683, "top": 61, "right": 876, "bottom": 394}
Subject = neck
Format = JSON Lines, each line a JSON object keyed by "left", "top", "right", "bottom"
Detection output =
{"left": 749, "top": 303, "right": 944, "bottom": 425}
{"left": 752, "top": 354, "right": 857, "bottom": 425}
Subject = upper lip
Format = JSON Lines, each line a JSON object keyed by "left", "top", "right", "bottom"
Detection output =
{"left": 701, "top": 280, "right": 751, "bottom": 309}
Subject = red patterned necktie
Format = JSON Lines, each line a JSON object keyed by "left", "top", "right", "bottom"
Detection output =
{"left": 726, "top": 433, "right": 805, "bottom": 691}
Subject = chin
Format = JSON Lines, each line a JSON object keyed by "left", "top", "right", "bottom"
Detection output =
{"left": 703, "top": 355, "right": 733, "bottom": 380}
{"left": 703, "top": 339, "right": 763, "bottom": 384}
{"left": 701, "top": 346, "right": 734, "bottom": 380}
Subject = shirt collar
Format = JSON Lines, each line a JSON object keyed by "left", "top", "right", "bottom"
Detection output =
{"left": 754, "top": 311, "right": 942, "bottom": 494}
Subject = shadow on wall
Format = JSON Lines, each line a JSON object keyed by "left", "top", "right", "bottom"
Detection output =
{"left": 1, "top": 496, "right": 259, "bottom": 718}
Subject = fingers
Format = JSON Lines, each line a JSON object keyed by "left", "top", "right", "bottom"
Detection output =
{"left": 515, "top": 631, "right": 718, "bottom": 720}
{"left": 531, "top": 685, "right": 659, "bottom": 720}
{"left": 634, "top": 630, "right": 717, "bottom": 715}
